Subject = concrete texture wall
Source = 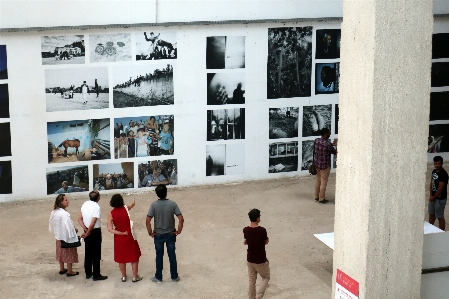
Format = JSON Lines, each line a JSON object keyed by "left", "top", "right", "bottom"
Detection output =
{"left": 333, "top": 0, "right": 433, "bottom": 297}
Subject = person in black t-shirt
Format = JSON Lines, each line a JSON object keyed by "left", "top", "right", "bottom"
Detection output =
{"left": 243, "top": 209, "right": 270, "bottom": 299}
{"left": 429, "top": 156, "right": 449, "bottom": 230}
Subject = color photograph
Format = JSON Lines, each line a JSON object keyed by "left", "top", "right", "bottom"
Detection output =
{"left": 207, "top": 108, "right": 245, "bottom": 141}
{"left": 47, "top": 118, "right": 110, "bottom": 164}
{"left": 315, "top": 29, "right": 341, "bottom": 59}
{"left": 90, "top": 33, "right": 132, "bottom": 63}
{"left": 41, "top": 35, "right": 85, "bottom": 65}
{"left": 269, "top": 141, "right": 299, "bottom": 173}
{"left": 207, "top": 72, "right": 245, "bottom": 105}
{"left": 267, "top": 27, "right": 312, "bottom": 99}
{"left": 0, "top": 84, "right": 9, "bottom": 118}
{"left": 206, "top": 36, "right": 245, "bottom": 69}
{"left": 206, "top": 143, "right": 245, "bottom": 176}
{"left": 315, "top": 63, "right": 340, "bottom": 94}
{"left": 136, "top": 31, "right": 177, "bottom": 60}
{"left": 302, "top": 105, "right": 332, "bottom": 137}
{"left": 45, "top": 67, "right": 109, "bottom": 112}
{"left": 113, "top": 64, "right": 174, "bottom": 107}
{"left": 0, "top": 45, "right": 7, "bottom": 80}
{"left": 93, "top": 162, "right": 134, "bottom": 190}
{"left": 138, "top": 159, "right": 178, "bottom": 187}
{"left": 269, "top": 107, "right": 299, "bottom": 139}
{"left": 46, "top": 165, "right": 89, "bottom": 195}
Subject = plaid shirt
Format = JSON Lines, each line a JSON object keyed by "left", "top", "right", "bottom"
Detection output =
{"left": 314, "top": 137, "right": 336, "bottom": 170}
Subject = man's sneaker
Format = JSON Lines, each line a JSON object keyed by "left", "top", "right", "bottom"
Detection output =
{"left": 172, "top": 276, "right": 180, "bottom": 282}
{"left": 150, "top": 276, "right": 162, "bottom": 283}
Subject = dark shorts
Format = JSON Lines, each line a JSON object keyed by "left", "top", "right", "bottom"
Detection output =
{"left": 428, "top": 199, "right": 447, "bottom": 219}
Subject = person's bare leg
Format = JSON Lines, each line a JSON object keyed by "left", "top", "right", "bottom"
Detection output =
{"left": 119, "top": 263, "right": 127, "bottom": 278}
{"left": 67, "top": 263, "right": 75, "bottom": 274}
{"left": 429, "top": 214, "right": 436, "bottom": 225}
{"left": 59, "top": 261, "right": 65, "bottom": 272}
{"left": 131, "top": 261, "right": 139, "bottom": 278}
{"left": 438, "top": 218, "right": 445, "bottom": 231}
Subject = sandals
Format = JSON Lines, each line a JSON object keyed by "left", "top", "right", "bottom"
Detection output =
{"left": 132, "top": 276, "right": 143, "bottom": 283}
{"left": 66, "top": 272, "right": 79, "bottom": 277}
{"left": 121, "top": 276, "right": 127, "bottom": 282}
{"left": 59, "top": 269, "right": 67, "bottom": 275}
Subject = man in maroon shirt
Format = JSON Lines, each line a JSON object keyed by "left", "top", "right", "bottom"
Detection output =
{"left": 313, "top": 128, "right": 337, "bottom": 204}
{"left": 243, "top": 209, "right": 270, "bottom": 299}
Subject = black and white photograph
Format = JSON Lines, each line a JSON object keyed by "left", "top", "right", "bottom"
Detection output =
{"left": 113, "top": 64, "right": 174, "bottom": 108}
{"left": 302, "top": 105, "right": 332, "bottom": 137}
{"left": 136, "top": 31, "right": 177, "bottom": 60}
{"left": 207, "top": 72, "right": 245, "bottom": 105}
{"left": 0, "top": 84, "right": 9, "bottom": 118}
{"left": 47, "top": 118, "right": 110, "bottom": 164}
{"left": 430, "top": 92, "right": 449, "bottom": 121}
{"left": 269, "top": 107, "right": 299, "bottom": 139}
{"left": 41, "top": 35, "right": 85, "bottom": 65}
{"left": 114, "top": 115, "right": 174, "bottom": 158}
{"left": 0, "top": 122, "right": 11, "bottom": 157}
{"left": 432, "top": 33, "right": 449, "bottom": 59}
{"left": 206, "top": 36, "right": 245, "bottom": 69}
{"left": 269, "top": 141, "right": 298, "bottom": 173}
{"left": 138, "top": 159, "right": 178, "bottom": 187}
{"left": 315, "top": 29, "right": 341, "bottom": 59}
{"left": 89, "top": 33, "right": 132, "bottom": 63}
{"left": 206, "top": 143, "right": 245, "bottom": 176}
{"left": 0, "top": 45, "right": 7, "bottom": 80}
{"left": 207, "top": 108, "right": 245, "bottom": 141}
{"left": 93, "top": 163, "right": 134, "bottom": 191}
{"left": 46, "top": 165, "right": 89, "bottom": 195}
{"left": 316, "top": 63, "right": 340, "bottom": 94}
{"left": 301, "top": 140, "right": 314, "bottom": 171}
{"left": 428, "top": 124, "right": 449, "bottom": 153}
{"left": 333, "top": 154, "right": 337, "bottom": 169}
{"left": 45, "top": 67, "right": 109, "bottom": 112}
{"left": 335, "top": 104, "right": 339, "bottom": 134}
{"left": 431, "top": 62, "right": 449, "bottom": 87}
{"left": 267, "top": 26, "right": 312, "bottom": 99}
{"left": 0, "top": 161, "right": 12, "bottom": 194}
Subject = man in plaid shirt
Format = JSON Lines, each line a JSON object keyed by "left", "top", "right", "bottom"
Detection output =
{"left": 314, "top": 128, "right": 337, "bottom": 204}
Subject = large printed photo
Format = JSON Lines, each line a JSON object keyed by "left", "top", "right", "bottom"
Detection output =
{"left": 206, "top": 143, "right": 245, "bottom": 176}
{"left": 138, "top": 159, "right": 178, "bottom": 187}
{"left": 136, "top": 31, "right": 177, "bottom": 60}
{"left": 269, "top": 141, "right": 298, "bottom": 173}
{"left": 93, "top": 163, "right": 134, "bottom": 191}
{"left": 47, "top": 165, "right": 88, "bottom": 195}
{"left": 41, "top": 35, "right": 85, "bottom": 65}
{"left": 207, "top": 109, "right": 245, "bottom": 141}
{"left": 89, "top": 33, "right": 132, "bottom": 63}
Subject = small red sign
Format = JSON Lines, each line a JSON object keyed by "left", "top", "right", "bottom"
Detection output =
{"left": 336, "top": 269, "right": 359, "bottom": 297}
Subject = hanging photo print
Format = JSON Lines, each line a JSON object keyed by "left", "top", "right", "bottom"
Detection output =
{"left": 269, "top": 141, "right": 298, "bottom": 173}
{"left": 93, "top": 163, "right": 134, "bottom": 191}
{"left": 41, "top": 35, "right": 85, "bottom": 65}
{"left": 269, "top": 107, "right": 299, "bottom": 139}
{"left": 47, "top": 165, "right": 89, "bottom": 195}
{"left": 138, "top": 159, "right": 178, "bottom": 187}
{"left": 136, "top": 31, "right": 177, "bottom": 60}
{"left": 206, "top": 36, "right": 245, "bottom": 69}
{"left": 302, "top": 105, "right": 332, "bottom": 137}
{"left": 90, "top": 33, "right": 132, "bottom": 63}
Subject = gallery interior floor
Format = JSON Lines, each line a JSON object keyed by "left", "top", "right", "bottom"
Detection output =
{"left": 0, "top": 164, "right": 439, "bottom": 298}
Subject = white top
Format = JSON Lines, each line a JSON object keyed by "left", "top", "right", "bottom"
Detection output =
{"left": 49, "top": 208, "right": 78, "bottom": 243}
{"left": 80, "top": 200, "right": 102, "bottom": 228}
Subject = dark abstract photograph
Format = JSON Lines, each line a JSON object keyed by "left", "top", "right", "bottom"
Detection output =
{"left": 428, "top": 124, "right": 449, "bottom": 153}
{"left": 207, "top": 72, "right": 245, "bottom": 105}
{"left": 0, "top": 161, "right": 12, "bottom": 194}
{"left": 431, "top": 62, "right": 449, "bottom": 87}
{"left": 0, "top": 45, "right": 7, "bottom": 80}
{"left": 267, "top": 26, "right": 312, "bottom": 99}
{"left": 206, "top": 36, "right": 245, "bottom": 69}
{"left": 432, "top": 33, "right": 449, "bottom": 59}
{"left": 206, "top": 143, "right": 245, "bottom": 176}
{"left": 0, "top": 122, "right": 11, "bottom": 157}
{"left": 430, "top": 92, "right": 449, "bottom": 121}
{"left": 315, "top": 29, "right": 341, "bottom": 59}
{"left": 269, "top": 107, "right": 298, "bottom": 139}
{"left": 0, "top": 84, "right": 9, "bottom": 118}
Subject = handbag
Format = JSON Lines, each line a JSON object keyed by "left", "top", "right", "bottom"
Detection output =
{"left": 60, "top": 236, "right": 81, "bottom": 248}
{"left": 308, "top": 140, "right": 317, "bottom": 175}
{"left": 124, "top": 205, "right": 137, "bottom": 240}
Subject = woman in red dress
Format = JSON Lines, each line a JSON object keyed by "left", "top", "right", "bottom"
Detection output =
{"left": 107, "top": 194, "right": 142, "bottom": 282}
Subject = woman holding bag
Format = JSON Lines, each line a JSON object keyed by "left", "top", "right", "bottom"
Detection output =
{"left": 107, "top": 194, "right": 142, "bottom": 282}
{"left": 49, "top": 194, "right": 80, "bottom": 277}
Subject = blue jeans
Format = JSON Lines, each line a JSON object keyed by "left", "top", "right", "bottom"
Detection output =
{"left": 154, "top": 233, "right": 178, "bottom": 280}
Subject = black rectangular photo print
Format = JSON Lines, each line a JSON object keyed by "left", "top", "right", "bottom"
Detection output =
{"left": 301, "top": 140, "right": 314, "bottom": 171}
{"left": 316, "top": 63, "right": 340, "bottom": 94}
{"left": 47, "top": 165, "right": 89, "bottom": 195}
{"left": 335, "top": 104, "right": 339, "bottom": 134}
{"left": 93, "top": 162, "right": 134, "bottom": 191}
{"left": 207, "top": 108, "right": 245, "bottom": 141}
{"left": 0, "top": 84, "right": 9, "bottom": 118}
{"left": 206, "top": 36, "right": 245, "bottom": 69}
{"left": 206, "top": 143, "right": 245, "bottom": 176}
{"left": 45, "top": 67, "right": 109, "bottom": 112}
{"left": 315, "top": 29, "right": 341, "bottom": 59}
{"left": 0, "top": 161, "right": 12, "bottom": 194}
{"left": 138, "top": 159, "right": 178, "bottom": 187}
{"left": 0, "top": 45, "right": 7, "bottom": 80}
{"left": 47, "top": 118, "right": 110, "bottom": 164}
{"left": 0, "top": 122, "right": 11, "bottom": 157}
{"left": 113, "top": 64, "right": 173, "bottom": 108}
{"left": 428, "top": 124, "right": 449, "bottom": 153}
{"left": 90, "top": 33, "right": 132, "bottom": 63}
{"left": 431, "top": 62, "right": 449, "bottom": 87}
{"left": 136, "top": 31, "right": 177, "bottom": 60}
{"left": 269, "top": 107, "right": 298, "bottom": 139}
{"left": 302, "top": 105, "right": 332, "bottom": 137}
{"left": 114, "top": 115, "right": 174, "bottom": 158}
{"left": 432, "top": 33, "right": 449, "bottom": 59}
{"left": 41, "top": 35, "right": 85, "bottom": 65}
{"left": 267, "top": 27, "right": 312, "bottom": 99}
{"left": 207, "top": 72, "right": 245, "bottom": 105}
{"left": 269, "top": 141, "right": 298, "bottom": 173}
{"left": 430, "top": 92, "right": 449, "bottom": 121}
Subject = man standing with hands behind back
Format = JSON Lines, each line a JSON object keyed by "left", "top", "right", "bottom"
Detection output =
{"left": 429, "top": 156, "right": 448, "bottom": 230}
{"left": 243, "top": 208, "right": 270, "bottom": 299}
{"left": 78, "top": 190, "right": 108, "bottom": 281}
{"left": 146, "top": 184, "right": 183, "bottom": 283}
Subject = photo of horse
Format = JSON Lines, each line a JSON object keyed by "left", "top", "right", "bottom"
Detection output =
{"left": 90, "top": 33, "right": 131, "bottom": 63}
{"left": 41, "top": 35, "right": 85, "bottom": 65}
{"left": 136, "top": 31, "right": 177, "bottom": 60}
{"left": 47, "top": 118, "right": 110, "bottom": 164}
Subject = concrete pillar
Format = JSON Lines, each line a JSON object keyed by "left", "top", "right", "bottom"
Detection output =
{"left": 333, "top": 0, "right": 433, "bottom": 298}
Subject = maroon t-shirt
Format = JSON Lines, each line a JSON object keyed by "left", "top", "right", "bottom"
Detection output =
{"left": 243, "top": 226, "right": 268, "bottom": 264}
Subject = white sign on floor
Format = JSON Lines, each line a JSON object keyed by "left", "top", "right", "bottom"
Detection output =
{"left": 335, "top": 269, "right": 359, "bottom": 299}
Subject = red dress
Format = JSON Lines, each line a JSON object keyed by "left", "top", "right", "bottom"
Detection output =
{"left": 111, "top": 206, "right": 141, "bottom": 263}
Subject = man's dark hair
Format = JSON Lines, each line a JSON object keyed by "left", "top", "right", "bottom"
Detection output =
{"left": 110, "top": 194, "right": 124, "bottom": 208}
{"left": 434, "top": 156, "right": 443, "bottom": 163}
{"left": 89, "top": 190, "right": 100, "bottom": 201}
{"left": 321, "top": 128, "right": 330, "bottom": 136}
{"left": 248, "top": 209, "right": 261, "bottom": 222}
{"left": 155, "top": 184, "right": 167, "bottom": 199}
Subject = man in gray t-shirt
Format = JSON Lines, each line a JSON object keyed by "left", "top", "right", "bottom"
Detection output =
{"left": 146, "top": 184, "right": 184, "bottom": 283}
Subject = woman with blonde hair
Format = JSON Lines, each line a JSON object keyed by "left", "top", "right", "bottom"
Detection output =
{"left": 49, "top": 194, "right": 80, "bottom": 277}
